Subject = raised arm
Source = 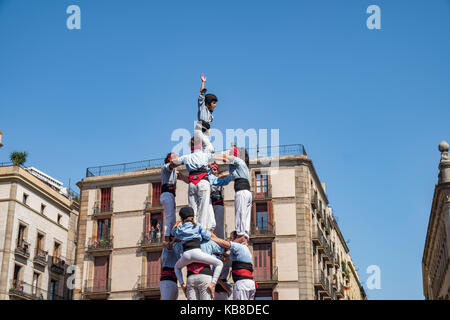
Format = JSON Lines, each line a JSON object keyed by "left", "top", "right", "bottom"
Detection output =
{"left": 209, "top": 234, "right": 231, "bottom": 249}
{"left": 200, "top": 73, "right": 206, "bottom": 92}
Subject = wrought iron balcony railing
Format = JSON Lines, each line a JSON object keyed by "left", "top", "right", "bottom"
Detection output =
{"left": 253, "top": 266, "right": 278, "bottom": 282}
{"left": 15, "top": 240, "right": 30, "bottom": 258}
{"left": 87, "top": 236, "right": 114, "bottom": 252}
{"left": 93, "top": 200, "right": 113, "bottom": 215}
{"left": 140, "top": 232, "right": 163, "bottom": 247}
{"left": 85, "top": 144, "right": 307, "bottom": 177}
{"left": 250, "top": 221, "right": 275, "bottom": 237}
{"left": 9, "top": 279, "right": 46, "bottom": 300}
{"left": 137, "top": 274, "right": 160, "bottom": 290}
{"left": 33, "top": 248, "right": 48, "bottom": 266}
{"left": 84, "top": 278, "right": 111, "bottom": 294}
{"left": 51, "top": 256, "right": 66, "bottom": 274}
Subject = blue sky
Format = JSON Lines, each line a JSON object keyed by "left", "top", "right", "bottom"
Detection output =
{"left": 1, "top": 0, "right": 449, "bottom": 299}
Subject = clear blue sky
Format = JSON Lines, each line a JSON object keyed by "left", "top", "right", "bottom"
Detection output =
{"left": 1, "top": 0, "right": 449, "bottom": 299}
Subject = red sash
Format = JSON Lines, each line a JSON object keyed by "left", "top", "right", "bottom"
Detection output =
{"left": 188, "top": 173, "right": 208, "bottom": 185}
{"left": 232, "top": 269, "right": 258, "bottom": 288}
{"left": 187, "top": 263, "right": 208, "bottom": 274}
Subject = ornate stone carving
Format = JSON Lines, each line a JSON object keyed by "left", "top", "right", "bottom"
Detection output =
{"left": 439, "top": 140, "right": 450, "bottom": 162}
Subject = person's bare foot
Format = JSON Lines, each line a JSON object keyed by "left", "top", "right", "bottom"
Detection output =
{"left": 208, "top": 282, "right": 216, "bottom": 300}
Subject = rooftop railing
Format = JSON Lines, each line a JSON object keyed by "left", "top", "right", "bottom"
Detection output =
{"left": 85, "top": 144, "right": 307, "bottom": 177}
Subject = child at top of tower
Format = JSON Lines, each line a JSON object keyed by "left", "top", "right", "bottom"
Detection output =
{"left": 195, "top": 73, "right": 217, "bottom": 153}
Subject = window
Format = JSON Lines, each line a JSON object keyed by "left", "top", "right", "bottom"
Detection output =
{"left": 32, "top": 272, "right": 40, "bottom": 296}
{"left": 40, "top": 204, "right": 46, "bottom": 215}
{"left": 12, "top": 265, "right": 23, "bottom": 291}
{"left": 254, "top": 172, "right": 268, "bottom": 197}
{"left": 36, "top": 233, "right": 44, "bottom": 250}
{"left": 147, "top": 251, "right": 162, "bottom": 288}
{"left": 100, "top": 188, "right": 112, "bottom": 212}
{"left": 57, "top": 214, "right": 62, "bottom": 224}
{"left": 152, "top": 182, "right": 162, "bottom": 207}
{"left": 255, "top": 289, "right": 274, "bottom": 300}
{"left": 22, "top": 193, "right": 28, "bottom": 205}
{"left": 49, "top": 280, "right": 57, "bottom": 300}
{"left": 252, "top": 202, "right": 273, "bottom": 234}
{"left": 93, "top": 256, "right": 109, "bottom": 291}
{"left": 256, "top": 203, "right": 268, "bottom": 230}
{"left": 253, "top": 243, "right": 272, "bottom": 281}
{"left": 17, "top": 224, "right": 26, "bottom": 247}
{"left": 145, "top": 212, "right": 162, "bottom": 243}
{"left": 53, "top": 242, "right": 60, "bottom": 264}
{"left": 97, "top": 219, "right": 111, "bottom": 240}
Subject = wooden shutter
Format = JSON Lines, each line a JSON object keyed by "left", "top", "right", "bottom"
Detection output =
{"left": 268, "top": 201, "right": 273, "bottom": 232}
{"left": 253, "top": 243, "right": 272, "bottom": 281}
{"left": 94, "top": 256, "right": 109, "bottom": 291}
{"left": 101, "top": 188, "right": 111, "bottom": 212}
{"left": 147, "top": 252, "right": 161, "bottom": 288}
{"left": 152, "top": 183, "right": 161, "bottom": 207}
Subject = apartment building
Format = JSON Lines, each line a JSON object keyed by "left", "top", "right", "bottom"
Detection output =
{"left": 423, "top": 140, "right": 450, "bottom": 300}
{"left": 0, "top": 164, "right": 79, "bottom": 300}
{"left": 74, "top": 144, "right": 365, "bottom": 300}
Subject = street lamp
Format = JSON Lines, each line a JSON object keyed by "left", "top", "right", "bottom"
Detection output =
{"left": 0, "top": 131, "right": 3, "bottom": 148}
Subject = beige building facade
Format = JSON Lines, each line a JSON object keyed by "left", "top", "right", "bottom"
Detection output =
{"left": 423, "top": 140, "right": 450, "bottom": 299}
{"left": 74, "top": 145, "right": 365, "bottom": 300}
{"left": 0, "top": 165, "right": 79, "bottom": 300}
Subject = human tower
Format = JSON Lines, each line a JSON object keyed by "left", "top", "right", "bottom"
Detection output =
{"left": 158, "top": 74, "right": 256, "bottom": 300}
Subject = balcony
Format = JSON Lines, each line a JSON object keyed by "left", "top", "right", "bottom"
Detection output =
{"left": 336, "top": 284, "right": 345, "bottom": 299}
{"left": 312, "top": 228, "right": 326, "bottom": 253}
{"left": 92, "top": 200, "right": 113, "bottom": 218}
{"left": 314, "top": 271, "right": 326, "bottom": 291}
{"left": 322, "top": 278, "right": 331, "bottom": 300}
{"left": 9, "top": 280, "right": 46, "bottom": 300}
{"left": 83, "top": 278, "right": 111, "bottom": 300}
{"left": 14, "top": 241, "right": 30, "bottom": 259}
{"left": 86, "top": 236, "right": 113, "bottom": 255}
{"left": 137, "top": 275, "right": 160, "bottom": 297}
{"left": 140, "top": 232, "right": 163, "bottom": 252}
{"left": 250, "top": 221, "right": 275, "bottom": 239}
{"left": 253, "top": 267, "right": 278, "bottom": 289}
{"left": 311, "top": 192, "right": 319, "bottom": 210}
{"left": 51, "top": 256, "right": 66, "bottom": 274}
{"left": 33, "top": 248, "right": 48, "bottom": 267}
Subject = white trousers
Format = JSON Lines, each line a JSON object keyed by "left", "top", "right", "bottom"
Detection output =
{"left": 235, "top": 190, "right": 253, "bottom": 239}
{"left": 233, "top": 279, "right": 256, "bottom": 300}
{"left": 160, "top": 280, "right": 178, "bottom": 300}
{"left": 188, "top": 180, "right": 215, "bottom": 229}
{"left": 194, "top": 122, "right": 214, "bottom": 153}
{"left": 213, "top": 205, "right": 225, "bottom": 239}
{"left": 186, "top": 273, "right": 212, "bottom": 300}
{"left": 160, "top": 192, "right": 176, "bottom": 237}
{"left": 174, "top": 248, "right": 223, "bottom": 286}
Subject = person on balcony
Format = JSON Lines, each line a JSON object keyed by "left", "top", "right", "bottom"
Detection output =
{"left": 210, "top": 231, "right": 256, "bottom": 300}
{"left": 161, "top": 152, "right": 189, "bottom": 247}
